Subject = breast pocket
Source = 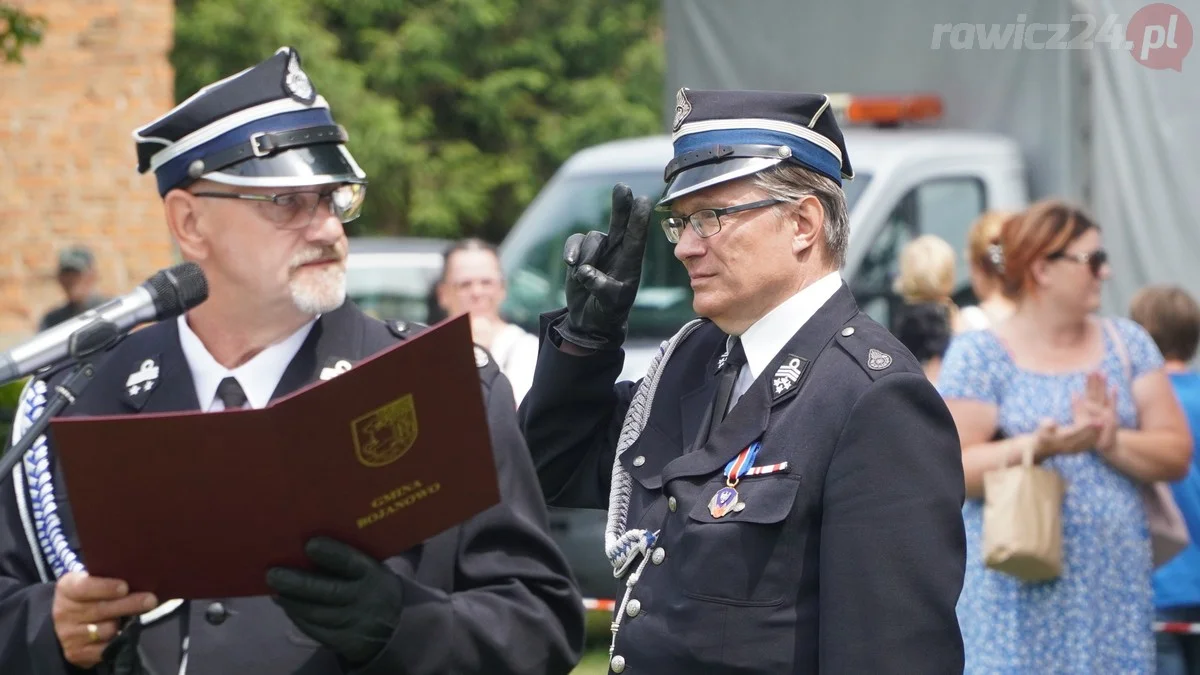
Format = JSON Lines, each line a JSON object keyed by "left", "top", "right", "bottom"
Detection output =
{"left": 676, "top": 474, "right": 803, "bottom": 606}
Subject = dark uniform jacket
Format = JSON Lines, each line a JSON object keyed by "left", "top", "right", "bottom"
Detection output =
{"left": 0, "top": 301, "right": 584, "bottom": 675}
{"left": 519, "top": 284, "right": 966, "bottom": 675}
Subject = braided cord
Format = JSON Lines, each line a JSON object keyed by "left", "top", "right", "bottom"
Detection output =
{"left": 604, "top": 319, "right": 704, "bottom": 577}
{"left": 11, "top": 378, "right": 85, "bottom": 579}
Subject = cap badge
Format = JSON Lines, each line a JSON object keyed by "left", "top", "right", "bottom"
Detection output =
{"left": 284, "top": 51, "right": 315, "bottom": 104}
{"left": 672, "top": 87, "right": 692, "bottom": 132}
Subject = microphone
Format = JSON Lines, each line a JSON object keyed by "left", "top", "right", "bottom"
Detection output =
{"left": 0, "top": 262, "right": 208, "bottom": 384}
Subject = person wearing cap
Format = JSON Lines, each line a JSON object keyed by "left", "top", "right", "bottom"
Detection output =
{"left": 519, "top": 89, "right": 967, "bottom": 674}
{"left": 0, "top": 47, "right": 583, "bottom": 675}
{"left": 39, "top": 246, "right": 108, "bottom": 331}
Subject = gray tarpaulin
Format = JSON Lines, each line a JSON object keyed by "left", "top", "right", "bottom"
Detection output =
{"left": 1087, "top": 0, "right": 1200, "bottom": 315}
{"left": 664, "top": 0, "right": 1199, "bottom": 316}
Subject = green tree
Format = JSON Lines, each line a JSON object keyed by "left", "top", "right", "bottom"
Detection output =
{"left": 0, "top": 4, "right": 46, "bottom": 63}
{"left": 173, "top": 0, "right": 664, "bottom": 242}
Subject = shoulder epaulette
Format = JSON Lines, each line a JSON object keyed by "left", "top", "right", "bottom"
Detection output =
{"left": 387, "top": 320, "right": 428, "bottom": 341}
{"left": 834, "top": 322, "right": 898, "bottom": 381}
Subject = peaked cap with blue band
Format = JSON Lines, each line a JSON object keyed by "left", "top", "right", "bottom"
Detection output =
{"left": 133, "top": 46, "right": 366, "bottom": 196}
{"left": 659, "top": 88, "right": 854, "bottom": 208}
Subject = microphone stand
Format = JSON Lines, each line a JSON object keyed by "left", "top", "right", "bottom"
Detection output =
{"left": 0, "top": 319, "right": 123, "bottom": 486}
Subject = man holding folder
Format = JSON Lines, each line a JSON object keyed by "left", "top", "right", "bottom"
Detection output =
{"left": 0, "top": 47, "right": 583, "bottom": 675}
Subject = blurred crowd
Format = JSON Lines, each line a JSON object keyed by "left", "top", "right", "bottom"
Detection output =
{"left": 893, "top": 199, "right": 1200, "bottom": 674}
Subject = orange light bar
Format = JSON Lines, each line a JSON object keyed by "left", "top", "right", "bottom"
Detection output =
{"left": 826, "top": 93, "right": 944, "bottom": 125}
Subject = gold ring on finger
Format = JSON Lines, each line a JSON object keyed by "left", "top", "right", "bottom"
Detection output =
{"left": 87, "top": 623, "right": 101, "bottom": 643}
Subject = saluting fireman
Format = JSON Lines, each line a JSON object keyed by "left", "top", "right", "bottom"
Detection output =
{"left": 519, "top": 88, "right": 968, "bottom": 674}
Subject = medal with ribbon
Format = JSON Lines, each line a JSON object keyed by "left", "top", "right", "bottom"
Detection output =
{"left": 708, "top": 441, "right": 760, "bottom": 518}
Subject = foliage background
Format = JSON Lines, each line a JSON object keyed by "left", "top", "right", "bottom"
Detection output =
{"left": 173, "top": 0, "right": 665, "bottom": 243}
{"left": 0, "top": 3, "right": 46, "bottom": 63}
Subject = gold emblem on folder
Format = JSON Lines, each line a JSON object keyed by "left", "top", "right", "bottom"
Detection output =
{"left": 352, "top": 394, "right": 418, "bottom": 468}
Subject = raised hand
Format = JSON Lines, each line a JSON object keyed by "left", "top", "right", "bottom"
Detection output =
{"left": 556, "top": 183, "right": 651, "bottom": 351}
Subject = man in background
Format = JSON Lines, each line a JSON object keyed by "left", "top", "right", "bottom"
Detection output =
{"left": 39, "top": 246, "right": 107, "bottom": 330}
{"left": 437, "top": 238, "right": 538, "bottom": 405}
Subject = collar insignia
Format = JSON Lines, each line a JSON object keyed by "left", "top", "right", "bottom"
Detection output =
{"left": 772, "top": 354, "right": 807, "bottom": 399}
{"left": 124, "top": 356, "right": 161, "bottom": 408}
{"left": 319, "top": 358, "right": 353, "bottom": 381}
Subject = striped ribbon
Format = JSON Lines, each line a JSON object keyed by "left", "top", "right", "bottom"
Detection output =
{"left": 723, "top": 442, "right": 761, "bottom": 485}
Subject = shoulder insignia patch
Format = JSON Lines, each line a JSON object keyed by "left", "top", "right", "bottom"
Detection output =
{"left": 867, "top": 348, "right": 893, "bottom": 371}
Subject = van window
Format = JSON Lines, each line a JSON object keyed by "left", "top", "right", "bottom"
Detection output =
{"left": 851, "top": 176, "right": 985, "bottom": 327}
{"left": 914, "top": 178, "right": 986, "bottom": 291}
{"left": 500, "top": 169, "right": 873, "bottom": 340}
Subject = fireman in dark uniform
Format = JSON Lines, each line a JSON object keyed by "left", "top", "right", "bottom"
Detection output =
{"left": 519, "top": 89, "right": 967, "bottom": 674}
{"left": 0, "top": 47, "right": 584, "bottom": 675}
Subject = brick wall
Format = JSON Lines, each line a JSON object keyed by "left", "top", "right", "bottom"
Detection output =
{"left": 0, "top": 0, "right": 176, "bottom": 347}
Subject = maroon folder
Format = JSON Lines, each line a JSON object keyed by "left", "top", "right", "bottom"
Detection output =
{"left": 49, "top": 313, "right": 499, "bottom": 600}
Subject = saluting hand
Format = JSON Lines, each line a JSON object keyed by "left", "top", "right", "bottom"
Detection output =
{"left": 52, "top": 572, "right": 157, "bottom": 668}
{"left": 557, "top": 183, "right": 651, "bottom": 351}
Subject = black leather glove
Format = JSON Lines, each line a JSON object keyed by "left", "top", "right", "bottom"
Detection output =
{"left": 556, "top": 183, "right": 651, "bottom": 351}
{"left": 266, "top": 537, "right": 405, "bottom": 667}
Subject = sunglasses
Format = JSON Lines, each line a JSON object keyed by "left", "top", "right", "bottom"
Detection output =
{"left": 1046, "top": 248, "right": 1108, "bottom": 277}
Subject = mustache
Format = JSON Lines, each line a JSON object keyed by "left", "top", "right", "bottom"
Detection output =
{"left": 290, "top": 245, "right": 346, "bottom": 269}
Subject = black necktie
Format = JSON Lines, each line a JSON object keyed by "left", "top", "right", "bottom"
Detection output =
{"left": 216, "top": 376, "right": 247, "bottom": 410}
{"left": 706, "top": 337, "right": 746, "bottom": 442}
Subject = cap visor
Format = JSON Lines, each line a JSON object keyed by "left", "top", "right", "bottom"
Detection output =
{"left": 203, "top": 144, "right": 366, "bottom": 188}
{"left": 656, "top": 157, "right": 782, "bottom": 210}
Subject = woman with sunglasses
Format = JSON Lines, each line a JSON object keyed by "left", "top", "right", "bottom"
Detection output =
{"left": 937, "top": 198, "right": 1192, "bottom": 673}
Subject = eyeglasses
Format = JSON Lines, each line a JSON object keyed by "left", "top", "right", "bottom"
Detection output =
{"left": 661, "top": 198, "right": 785, "bottom": 244}
{"left": 192, "top": 183, "right": 366, "bottom": 230}
{"left": 1047, "top": 248, "right": 1108, "bottom": 277}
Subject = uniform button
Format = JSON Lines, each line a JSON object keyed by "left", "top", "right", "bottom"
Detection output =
{"left": 610, "top": 654, "right": 626, "bottom": 673}
{"left": 842, "top": 326, "right": 855, "bottom": 336}
{"left": 633, "top": 456, "right": 645, "bottom": 467}
{"left": 652, "top": 548, "right": 666, "bottom": 565}
{"left": 667, "top": 496, "right": 677, "bottom": 512}
{"left": 626, "top": 599, "right": 641, "bottom": 617}
{"left": 205, "top": 602, "right": 228, "bottom": 625}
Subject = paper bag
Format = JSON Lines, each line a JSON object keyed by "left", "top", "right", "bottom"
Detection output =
{"left": 983, "top": 439, "right": 1066, "bottom": 582}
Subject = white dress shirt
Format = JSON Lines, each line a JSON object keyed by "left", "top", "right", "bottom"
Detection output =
{"left": 176, "top": 315, "right": 316, "bottom": 411}
{"left": 727, "top": 271, "right": 844, "bottom": 410}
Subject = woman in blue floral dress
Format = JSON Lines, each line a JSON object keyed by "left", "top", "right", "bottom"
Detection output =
{"left": 937, "top": 200, "right": 1192, "bottom": 673}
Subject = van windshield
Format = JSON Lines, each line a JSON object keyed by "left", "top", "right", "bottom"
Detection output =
{"left": 499, "top": 170, "right": 869, "bottom": 340}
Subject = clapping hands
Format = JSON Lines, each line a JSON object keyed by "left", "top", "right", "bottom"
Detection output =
{"left": 1073, "top": 371, "right": 1119, "bottom": 455}
{"left": 1034, "top": 371, "right": 1117, "bottom": 459}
